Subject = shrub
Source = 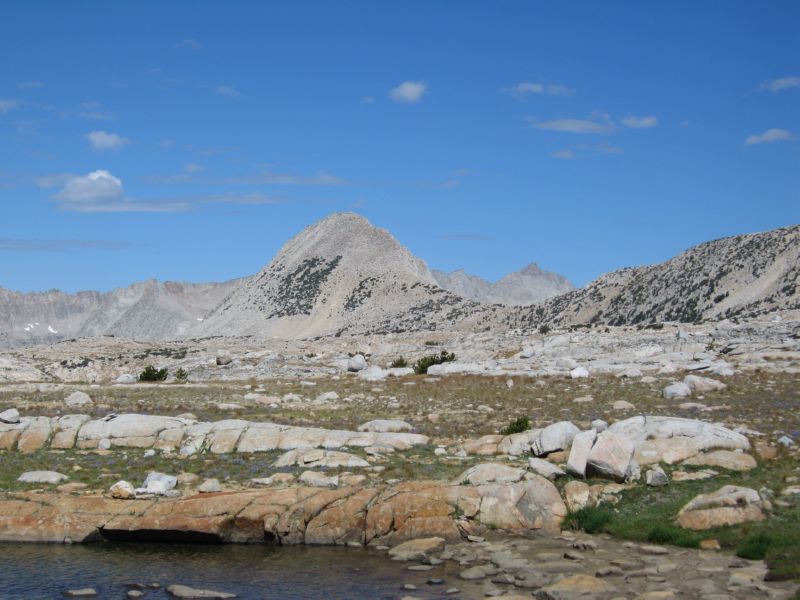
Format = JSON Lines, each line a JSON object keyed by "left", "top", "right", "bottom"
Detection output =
{"left": 138, "top": 365, "right": 168, "bottom": 382}
{"left": 414, "top": 350, "right": 456, "bottom": 374}
{"left": 736, "top": 534, "right": 772, "bottom": 560}
{"left": 500, "top": 416, "right": 531, "bottom": 436}
{"left": 538, "top": 324, "right": 551, "bottom": 335}
{"left": 562, "top": 506, "right": 614, "bottom": 534}
{"left": 174, "top": 368, "right": 188, "bottom": 382}
{"left": 646, "top": 524, "right": 701, "bottom": 548}
{"left": 390, "top": 357, "right": 408, "bottom": 369}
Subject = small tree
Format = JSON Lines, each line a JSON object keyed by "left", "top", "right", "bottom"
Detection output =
{"left": 139, "top": 365, "right": 168, "bottom": 382}
{"left": 390, "top": 357, "right": 408, "bottom": 368}
{"left": 538, "top": 324, "right": 551, "bottom": 335}
{"left": 174, "top": 368, "right": 188, "bottom": 382}
{"left": 414, "top": 350, "right": 456, "bottom": 374}
{"left": 500, "top": 416, "right": 530, "bottom": 435}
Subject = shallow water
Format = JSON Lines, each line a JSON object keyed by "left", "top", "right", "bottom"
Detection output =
{"left": 0, "top": 542, "right": 470, "bottom": 599}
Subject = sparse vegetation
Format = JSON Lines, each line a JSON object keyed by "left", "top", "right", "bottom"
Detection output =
{"left": 174, "top": 368, "right": 188, "bottom": 382}
{"left": 562, "top": 506, "right": 614, "bottom": 534}
{"left": 413, "top": 350, "right": 456, "bottom": 374}
{"left": 538, "top": 324, "right": 551, "bottom": 335}
{"left": 138, "top": 365, "right": 168, "bottom": 382}
{"left": 500, "top": 416, "right": 530, "bottom": 435}
{"left": 390, "top": 357, "right": 408, "bottom": 369}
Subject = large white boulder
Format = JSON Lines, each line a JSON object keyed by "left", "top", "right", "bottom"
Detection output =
{"left": 458, "top": 463, "right": 527, "bottom": 485}
{"left": 663, "top": 382, "right": 692, "bottom": 399}
{"left": 18, "top": 470, "right": 68, "bottom": 484}
{"left": 357, "top": 419, "right": 412, "bottom": 433}
{"left": 587, "top": 431, "right": 634, "bottom": 481}
{"left": 141, "top": 471, "right": 177, "bottom": 495}
{"left": 347, "top": 354, "right": 368, "bottom": 372}
{"left": 683, "top": 374, "right": 727, "bottom": 393}
{"left": 532, "top": 421, "right": 579, "bottom": 456}
{"left": 0, "top": 408, "right": 20, "bottom": 424}
{"left": 566, "top": 429, "right": 597, "bottom": 477}
{"left": 65, "top": 391, "right": 93, "bottom": 408}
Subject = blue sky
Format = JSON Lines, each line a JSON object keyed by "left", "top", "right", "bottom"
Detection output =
{"left": 1, "top": 1, "right": 798, "bottom": 293}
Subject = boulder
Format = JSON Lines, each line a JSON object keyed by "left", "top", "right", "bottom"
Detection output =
{"left": 677, "top": 486, "right": 767, "bottom": 530}
{"left": 298, "top": 471, "right": 338, "bottom": 488}
{"left": 645, "top": 466, "right": 669, "bottom": 487}
{"left": 663, "top": 382, "right": 692, "bottom": 399}
{"left": 388, "top": 537, "right": 446, "bottom": 561}
{"left": 358, "top": 366, "right": 387, "bottom": 381}
{"left": 458, "top": 463, "right": 527, "bottom": 485}
{"left": 527, "top": 457, "right": 566, "bottom": 480}
{"left": 681, "top": 450, "right": 757, "bottom": 472}
{"left": 563, "top": 481, "right": 592, "bottom": 512}
{"left": 215, "top": 350, "right": 232, "bottom": 366}
{"left": 497, "top": 430, "right": 540, "bottom": 456}
{"left": 273, "top": 449, "right": 369, "bottom": 469}
{"left": 166, "top": 585, "right": 236, "bottom": 599}
{"left": 110, "top": 480, "right": 135, "bottom": 499}
{"left": 569, "top": 366, "right": 590, "bottom": 379}
{"left": 608, "top": 416, "right": 750, "bottom": 465}
{"left": 198, "top": 479, "right": 222, "bottom": 493}
{"left": 0, "top": 408, "right": 20, "bottom": 424}
{"left": 114, "top": 374, "right": 136, "bottom": 384}
{"left": 65, "top": 391, "right": 92, "bottom": 408}
{"left": 566, "top": 430, "right": 597, "bottom": 478}
{"left": 612, "top": 400, "right": 635, "bottom": 411}
{"left": 587, "top": 432, "right": 634, "bottom": 482}
{"left": 590, "top": 420, "right": 608, "bottom": 433}
{"left": 18, "top": 470, "right": 68, "bottom": 484}
{"left": 347, "top": 354, "right": 368, "bottom": 372}
{"left": 683, "top": 374, "right": 726, "bottom": 393}
{"left": 532, "top": 421, "right": 579, "bottom": 457}
{"left": 358, "top": 419, "right": 412, "bottom": 433}
{"left": 141, "top": 472, "right": 177, "bottom": 495}
{"left": 535, "top": 573, "right": 614, "bottom": 599}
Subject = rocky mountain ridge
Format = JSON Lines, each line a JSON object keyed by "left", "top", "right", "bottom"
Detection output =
{"left": 433, "top": 263, "right": 575, "bottom": 306}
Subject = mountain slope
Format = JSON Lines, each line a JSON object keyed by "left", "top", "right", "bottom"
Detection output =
{"left": 513, "top": 225, "right": 800, "bottom": 327}
{"left": 433, "top": 263, "right": 575, "bottom": 305}
{"left": 0, "top": 279, "right": 239, "bottom": 347}
{"left": 194, "top": 213, "right": 493, "bottom": 338}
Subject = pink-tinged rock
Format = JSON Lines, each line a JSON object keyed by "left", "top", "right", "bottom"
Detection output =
{"left": 566, "top": 430, "right": 597, "bottom": 478}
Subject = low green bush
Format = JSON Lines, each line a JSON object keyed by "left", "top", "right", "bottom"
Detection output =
{"left": 646, "top": 524, "right": 701, "bottom": 548}
{"left": 500, "top": 416, "right": 530, "bottom": 435}
{"left": 138, "top": 365, "right": 168, "bottom": 382}
{"left": 538, "top": 324, "right": 551, "bottom": 335}
{"left": 390, "top": 357, "right": 408, "bottom": 368}
{"left": 736, "top": 534, "right": 773, "bottom": 560}
{"left": 413, "top": 350, "right": 456, "bottom": 374}
{"left": 174, "top": 368, "right": 188, "bottom": 382}
{"left": 562, "top": 506, "right": 614, "bottom": 534}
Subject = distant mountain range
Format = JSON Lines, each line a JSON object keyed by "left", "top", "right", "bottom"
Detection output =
{"left": 0, "top": 213, "right": 797, "bottom": 347}
{"left": 432, "top": 263, "right": 575, "bottom": 306}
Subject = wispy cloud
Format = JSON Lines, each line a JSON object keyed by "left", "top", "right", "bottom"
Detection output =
{"left": 17, "top": 81, "right": 43, "bottom": 90}
{"left": 0, "top": 238, "right": 134, "bottom": 252}
{"left": 361, "top": 96, "right": 376, "bottom": 104}
{"left": 621, "top": 115, "right": 658, "bottom": 129}
{"left": 227, "top": 167, "right": 346, "bottom": 186}
{"left": 439, "top": 233, "right": 493, "bottom": 241}
{"left": 502, "top": 81, "right": 575, "bottom": 101}
{"left": 761, "top": 76, "right": 800, "bottom": 93}
{"left": 0, "top": 99, "right": 21, "bottom": 114}
{"left": 745, "top": 128, "right": 795, "bottom": 145}
{"left": 86, "top": 130, "right": 130, "bottom": 151}
{"left": 61, "top": 101, "right": 115, "bottom": 121}
{"left": 216, "top": 85, "right": 242, "bottom": 99}
{"left": 529, "top": 116, "right": 614, "bottom": 134}
{"left": 551, "top": 149, "right": 575, "bottom": 159}
{"left": 390, "top": 80, "right": 426, "bottom": 103}
{"left": 174, "top": 38, "right": 204, "bottom": 51}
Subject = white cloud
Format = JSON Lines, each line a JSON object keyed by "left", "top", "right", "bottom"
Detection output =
{"left": 551, "top": 149, "right": 575, "bottom": 159}
{"left": 174, "top": 38, "right": 204, "bottom": 51}
{"left": 184, "top": 163, "right": 204, "bottom": 173}
{"left": 86, "top": 130, "right": 130, "bottom": 151}
{"left": 762, "top": 76, "right": 800, "bottom": 93}
{"left": 529, "top": 117, "right": 614, "bottom": 134}
{"left": 229, "top": 168, "right": 345, "bottom": 186}
{"left": 390, "top": 81, "right": 426, "bottom": 103}
{"left": 503, "top": 82, "right": 575, "bottom": 100}
{"left": 51, "top": 170, "right": 186, "bottom": 213}
{"left": 17, "top": 81, "right": 43, "bottom": 90}
{"left": 216, "top": 85, "right": 242, "bottom": 99}
{"left": 745, "top": 128, "right": 795, "bottom": 145}
{"left": 361, "top": 96, "right": 376, "bottom": 104}
{"left": 621, "top": 115, "right": 658, "bottom": 129}
{"left": 0, "top": 99, "right": 21, "bottom": 114}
